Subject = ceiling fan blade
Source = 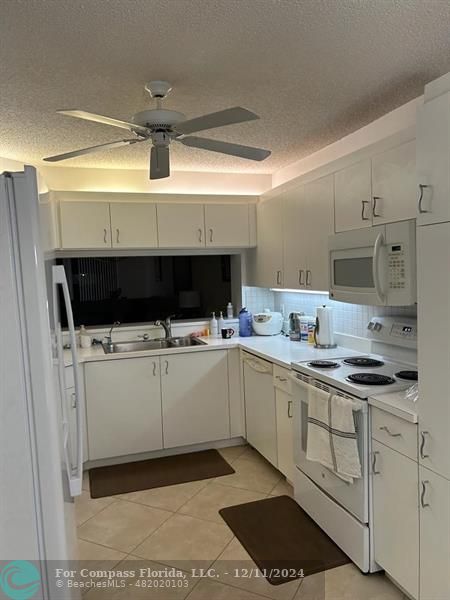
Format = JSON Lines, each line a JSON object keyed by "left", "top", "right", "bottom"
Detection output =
{"left": 175, "top": 107, "right": 259, "bottom": 135}
{"left": 57, "top": 109, "right": 149, "bottom": 135}
{"left": 43, "top": 139, "right": 142, "bottom": 162}
{"left": 179, "top": 136, "right": 271, "bottom": 161}
{"left": 150, "top": 146, "right": 170, "bottom": 179}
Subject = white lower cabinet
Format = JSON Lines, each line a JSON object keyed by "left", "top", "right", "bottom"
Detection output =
{"left": 161, "top": 350, "right": 230, "bottom": 448}
{"left": 419, "top": 466, "right": 450, "bottom": 600}
{"left": 85, "top": 357, "right": 163, "bottom": 460}
{"left": 242, "top": 352, "right": 277, "bottom": 466}
{"left": 371, "top": 439, "right": 419, "bottom": 598}
{"left": 274, "top": 366, "right": 294, "bottom": 481}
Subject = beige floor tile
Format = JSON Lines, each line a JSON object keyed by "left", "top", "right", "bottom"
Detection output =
{"left": 238, "top": 446, "right": 269, "bottom": 465}
{"left": 218, "top": 445, "right": 248, "bottom": 464}
{"left": 117, "top": 480, "right": 208, "bottom": 512}
{"left": 213, "top": 537, "right": 302, "bottom": 600}
{"left": 77, "top": 499, "right": 172, "bottom": 553}
{"left": 179, "top": 482, "right": 266, "bottom": 524}
{"left": 75, "top": 490, "right": 116, "bottom": 526}
{"left": 77, "top": 538, "right": 126, "bottom": 567}
{"left": 214, "top": 456, "right": 281, "bottom": 494}
{"left": 133, "top": 513, "right": 233, "bottom": 571}
{"left": 293, "top": 573, "right": 323, "bottom": 600}
{"left": 83, "top": 471, "right": 90, "bottom": 492}
{"left": 269, "top": 478, "right": 294, "bottom": 498}
{"left": 187, "top": 579, "right": 267, "bottom": 600}
{"left": 84, "top": 557, "right": 195, "bottom": 600}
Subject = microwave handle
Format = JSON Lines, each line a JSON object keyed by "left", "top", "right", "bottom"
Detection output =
{"left": 372, "top": 232, "right": 385, "bottom": 304}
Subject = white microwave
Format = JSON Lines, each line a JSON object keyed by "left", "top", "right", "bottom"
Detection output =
{"left": 329, "top": 219, "right": 416, "bottom": 306}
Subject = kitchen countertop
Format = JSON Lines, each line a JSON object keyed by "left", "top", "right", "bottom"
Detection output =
{"left": 64, "top": 334, "right": 359, "bottom": 369}
{"left": 368, "top": 390, "right": 418, "bottom": 423}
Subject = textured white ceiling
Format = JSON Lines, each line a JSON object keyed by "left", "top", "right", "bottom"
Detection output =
{"left": 1, "top": 0, "right": 449, "bottom": 174}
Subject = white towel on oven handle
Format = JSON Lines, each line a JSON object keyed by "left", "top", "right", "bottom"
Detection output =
{"left": 306, "top": 386, "right": 362, "bottom": 484}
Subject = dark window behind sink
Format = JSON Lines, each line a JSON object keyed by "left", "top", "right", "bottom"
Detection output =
{"left": 57, "top": 255, "right": 232, "bottom": 327}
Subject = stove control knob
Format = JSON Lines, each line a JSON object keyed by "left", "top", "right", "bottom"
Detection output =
{"left": 374, "top": 322, "right": 382, "bottom": 332}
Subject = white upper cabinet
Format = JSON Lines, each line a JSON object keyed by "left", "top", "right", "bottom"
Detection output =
{"left": 253, "top": 196, "right": 284, "bottom": 288}
{"left": 60, "top": 201, "right": 111, "bottom": 249}
{"left": 157, "top": 203, "right": 205, "bottom": 248}
{"left": 334, "top": 159, "right": 372, "bottom": 232}
{"left": 161, "top": 350, "right": 230, "bottom": 448}
{"left": 110, "top": 202, "right": 158, "bottom": 248}
{"left": 417, "top": 92, "right": 450, "bottom": 226}
{"left": 204, "top": 204, "right": 253, "bottom": 247}
{"left": 304, "top": 175, "right": 334, "bottom": 292}
{"left": 283, "top": 186, "right": 308, "bottom": 289}
{"left": 371, "top": 140, "right": 416, "bottom": 224}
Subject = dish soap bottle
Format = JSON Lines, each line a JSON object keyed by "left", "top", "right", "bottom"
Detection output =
{"left": 79, "top": 325, "right": 91, "bottom": 349}
{"left": 226, "top": 302, "right": 234, "bottom": 319}
{"left": 218, "top": 311, "right": 225, "bottom": 334}
{"left": 210, "top": 312, "right": 218, "bottom": 337}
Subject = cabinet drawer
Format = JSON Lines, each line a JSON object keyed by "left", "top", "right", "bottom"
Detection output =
{"left": 273, "top": 365, "right": 292, "bottom": 394}
{"left": 371, "top": 407, "right": 417, "bottom": 459}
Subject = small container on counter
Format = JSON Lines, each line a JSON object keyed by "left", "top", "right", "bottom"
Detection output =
{"left": 239, "top": 307, "right": 253, "bottom": 337}
{"left": 79, "top": 325, "right": 91, "bottom": 348}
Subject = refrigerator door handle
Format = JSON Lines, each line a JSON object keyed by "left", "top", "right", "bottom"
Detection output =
{"left": 53, "top": 265, "right": 84, "bottom": 497}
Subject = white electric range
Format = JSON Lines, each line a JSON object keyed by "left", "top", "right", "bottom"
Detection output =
{"left": 290, "top": 316, "right": 417, "bottom": 574}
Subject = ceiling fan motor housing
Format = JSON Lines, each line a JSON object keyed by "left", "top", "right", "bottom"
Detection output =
{"left": 132, "top": 109, "right": 186, "bottom": 131}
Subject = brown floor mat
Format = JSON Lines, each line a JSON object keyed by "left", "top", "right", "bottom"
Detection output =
{"left": 89, "top": 448, "right": 235, "bottom": 498}
{"left": 219, "top": 495, "right": 350, "bottom": 585}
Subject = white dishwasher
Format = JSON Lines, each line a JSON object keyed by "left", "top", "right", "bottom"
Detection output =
{"left": 242, "top": 352, "right": 277, "bottom": 466}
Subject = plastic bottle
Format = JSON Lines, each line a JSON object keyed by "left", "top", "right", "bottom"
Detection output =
{"left": 218, "top": 311, "right": 225, "bottom": 333}
{"left": 239, "top": 307, "right": 253, "bottom": 337}
{"left": 79, "top": 325, "right": 91, "bottom": 349}
{"left": 226, "top": 302, "right": 234, "bottom": 319}
{"left": 210, "top": 312, "right": 218, "bottom": 337}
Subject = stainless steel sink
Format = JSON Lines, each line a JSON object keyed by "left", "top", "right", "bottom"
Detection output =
{"left": 102, "top": 336, "right": 206, "bottom": 354}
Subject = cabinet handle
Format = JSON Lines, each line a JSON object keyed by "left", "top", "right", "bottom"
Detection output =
{"left": 71, "top": 391, "right": 76, "bottom": 409}
{"left": 164, "top": 360, "right": 169, "bottom": 375}
{"left": 288, "top": 400, "right": 293, "bottom": 418}
{"left": 198, "top": 228, "right": 203, "bottom": 243}
{"left": 372, "top": 196, "right": 382, "bottom": 218}
{"left": 421, "top": 480, "right": 430, "bottom": 508}
{"left": 103, "top": 228, "right": 108, "bottom": 244}
{"left": 379, "top": 425, "right": 402, "bottom": 438}
{"left": 209, "top": 228, "right": 213, "bottom": 242}
{"left": 420, "top": 431, "right": 430, "bottom": 459}
{"left": 116, "top": 228, "right": 120, "bottom": 244}
{"left": 152, "top": 361, "right": 157, "bottom": 376}
{"left": 361, "top": 200, "right": 370, "bottom": 221}
{"left": 276, "top": 270, "right": 282, "bottom": 285}
{"left": 306, "top": 270, "right": 312, "bottom": 286}
{"left": 299, "top": 269, "right": 305, "bottom": 286}
{"left": 372, "top": 451, "right": 380, "bottom": 475}
{"left": 276, "top": 376, "right": 288, "bottom": 382}
{"left": 418, "top": 184, "right": 431, "bottom": 214}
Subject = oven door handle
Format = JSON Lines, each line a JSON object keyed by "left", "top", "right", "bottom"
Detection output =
{"left": 289, "top": 373, "right": 363, "bottom": 412}
{"left": 372, "top": 232, "right": 386, "bottom": 305}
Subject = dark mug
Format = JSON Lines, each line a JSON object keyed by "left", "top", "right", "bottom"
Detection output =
{"left": 221, "top": 328, "right": 235, "bottom": 339}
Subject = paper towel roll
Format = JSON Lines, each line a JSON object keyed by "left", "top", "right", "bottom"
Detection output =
{"left": 315, "top": 305, "right": 335, "bottom": 347}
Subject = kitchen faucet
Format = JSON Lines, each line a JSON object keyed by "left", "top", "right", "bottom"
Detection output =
{"left": 105, "top": 321, "right": 121, "bottom": 349}
{"left": 155, "top": 315, "right": 174, "bottom": 339}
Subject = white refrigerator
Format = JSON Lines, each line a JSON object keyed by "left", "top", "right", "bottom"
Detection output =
{"left": 0, "top": 167, "right": 83, "bottom": 598}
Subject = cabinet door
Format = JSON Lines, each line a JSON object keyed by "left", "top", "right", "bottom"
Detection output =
{"left": 275, "top": 388, "right": 294, "bottom": 481}
{"left": 243, "top": 355, "right": 277, "bottom": 466}
{"left": 85, "top": 358, "right": 162, "bottom": 460}
{"left": 417, "top": 223, "right": 450, "bottom": 478}
{"left": 372, "top": 440, "right": 419, "bottom": 599}
{"left": 110, "top": 202, "right": 158, "bottom": 248}
{"left": 283, "top": 186, "right": 308, "bottom": 289}
{"left": 157, "top": 204, "right": 205, "bottom": 248}
{"left": 371, "top": 140, "right": 416, "bottom": 224}
{"left": 161, "top": 350, "right": 230, "bottom": 448}
{"left": 419, "top": 466, "right": 450, "bottom": 600}
{"left": 417, "top": 93, "right": 450, "bottom": 226}
{"left": 204, "top": 204, "right": 250, "bottom": 247}
{"left": 254, "top": 197, "right": 284, "bottom": 288}
{"left": 304, "top": 175, "right": 334, "bottom": 292}
{"left": 60, "top": 202, "right": 111, "bottom": 249}
{"left": 334, "top": 159, "right": 372, "bottom": 232}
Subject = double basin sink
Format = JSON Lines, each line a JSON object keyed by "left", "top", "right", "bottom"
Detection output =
{"left": 102, "top": 336, "right": 206, "bottom": 354}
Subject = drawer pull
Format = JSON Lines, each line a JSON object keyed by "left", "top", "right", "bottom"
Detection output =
{"left": 152, "top": 361, "right": 157, "bottom": 376}
{"left": 288, "top": 400, "right": 293, "bottom": 418}
{"left": 372, "top": 451, "right": 380, "bottom": 475}
{"left": 276, "top": 376, "right": 288, "bottom": 382}
{"left": 379, "top": 425, "right": 402, "bottom": 438}
{"left": 420, "top": 431, "right": 430, "bottom": 459}
{"left": 103, "top": 228, "right": 108, "bottom": 244}
{"left": 421, "top": 480, "right": 430, "bottom": 508}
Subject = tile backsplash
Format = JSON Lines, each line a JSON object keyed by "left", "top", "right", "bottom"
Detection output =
{"left": 242, "top": 286, "right": 417, "bottom": 339}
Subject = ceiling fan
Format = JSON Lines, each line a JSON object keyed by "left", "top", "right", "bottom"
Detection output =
{"left": 43, "top": 81, "right": 271, "bottom": 179}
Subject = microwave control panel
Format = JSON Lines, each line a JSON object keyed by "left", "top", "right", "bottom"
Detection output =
{"left": 388, "top": 244, "right": 406, "bottom": 290}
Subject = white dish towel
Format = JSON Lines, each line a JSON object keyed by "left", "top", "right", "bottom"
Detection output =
{"left": 306, "top": 386, "right": 362, "bottom": 483}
